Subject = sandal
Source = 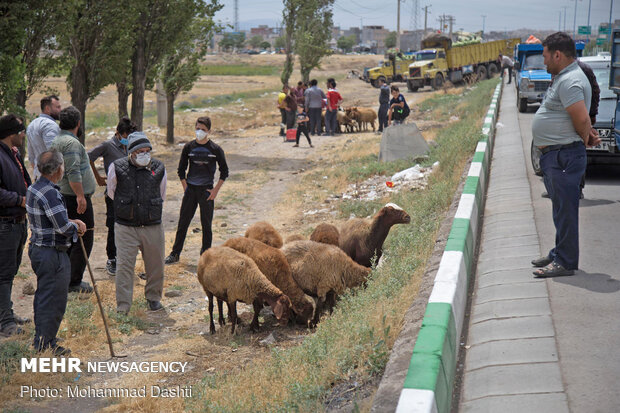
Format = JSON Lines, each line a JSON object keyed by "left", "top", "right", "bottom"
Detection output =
{"left": 533, "top": 261, "right": 574, "bottom": 278}
{"left": 531, "top": 255, "right": 553, "bottom": 267}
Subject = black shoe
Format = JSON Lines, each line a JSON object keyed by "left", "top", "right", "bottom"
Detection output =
{"left": 580, "top": 190, "right": 584, "bottom": 199}
{"left": 14, "top": 315, "right": 31, "bottom": 325}
{"left": 533, "top": 261, "right": 575, "bottom": 278}
{"left": 165, "top": 254, "right": 179, "bottom": 265}
{"left": 147, "top": 300, "right": 164, "bottom": 312}
{"left": 51, "top": 345, "right": 71, "bottom": 356}
{"left": 106, "top": 259, "right": 116, "bottom": 276}
{"left": 68, "top": 282, "right": 93, "bottom": 294}
{"left": 531, "top": 256, "right": 553, "bottom": 267}
{"left": 137, "top": 272, "right": 147, "bottom": 280}
{"left": 541, "top": 192, "right": 550, "bottom": 198}
{"left": 0, "top": 323, "right": 23, "bottom": 337}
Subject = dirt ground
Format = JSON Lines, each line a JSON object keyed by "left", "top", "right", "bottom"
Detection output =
{"left": 5, "top": 55, "right": 440, "bottom": 412}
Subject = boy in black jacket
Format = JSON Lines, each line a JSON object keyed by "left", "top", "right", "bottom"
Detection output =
{"left": 165, "top": 117, "right": 229, "bottom": 264}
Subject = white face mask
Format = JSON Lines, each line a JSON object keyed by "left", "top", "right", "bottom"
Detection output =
{"left": 195, "top": 129, "right": 208, "bottom": 141}
{"left": 134, "top": 152, "right": 151, "bottom": 167}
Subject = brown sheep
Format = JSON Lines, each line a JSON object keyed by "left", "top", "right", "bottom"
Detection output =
{"left": 284, "top": 234, "right": 306, "bottom": 243}
{"left": 337, "top": 111, "right": 356, "bottom": 133}
{"left": 245, "top": 221, "right": 283, "bottom": 248}
{"left": 309, "top": 223, "right": 340, "bottom": 246}
{"left": 339, "top": 203, "right": 411, "bottom": 268}
{"left": 197, "top": 246, "right": 292, "bottom": 334}
{"left": 282, "top": 240, "right": 371, "bottom": 326}
{"left": 223, "top": 237, "right": 315, "bottom": 329}
{"left": 345, "top": 107, "right": 377, "bottom": 132}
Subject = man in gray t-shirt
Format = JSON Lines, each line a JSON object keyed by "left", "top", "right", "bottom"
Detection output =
{"left": 530, "top": 32, "right": 597, "bottom": 278}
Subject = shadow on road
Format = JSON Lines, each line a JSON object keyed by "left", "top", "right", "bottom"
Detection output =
{"left": 553, "top": 270, "right": 620, "bottom": 293}
{"left": 579, "top": 198, "right": 618, "bottom": 208}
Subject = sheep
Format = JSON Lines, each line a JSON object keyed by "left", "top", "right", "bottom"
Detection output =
{"left": 197, "top": 246, "right": 292, "bottom": 334}
{"left": 244, "top": 221, "right": 283, "bottom": 248}
{"left": 282, "top": 240, "right": 371, "bottom": 326}
{"left": 309, "top": 223, "right": 340, "bottom": 246}
{"left": 339, "top": 203, "right": 411, "bottom": 268}
{"left": 223, "top": 237, "right": 315, "bottom": 329}
{"left": 345, "top": 107, "right": 377, "bottom": 132}
{"left": 337, "top": 111, "right": 356, "bottom": 133}
{"left": 284, "top": 234, "right": 306, "bottom": 243}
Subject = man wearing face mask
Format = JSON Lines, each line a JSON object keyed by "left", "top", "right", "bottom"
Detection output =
{"left": 165, "top": 117, "right": 228, "bottom": 264}
{"left": 88, "top": 117, "right": 137, "bottom": 275}
{"left": 107, "top": 132, "right": 167, "bottom": 314}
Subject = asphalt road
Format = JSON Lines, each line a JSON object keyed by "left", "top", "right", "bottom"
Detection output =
{"left": 518, "top": 105, "right": 620, "bottom": 413}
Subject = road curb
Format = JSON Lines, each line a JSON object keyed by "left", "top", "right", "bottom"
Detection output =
{"left": 394, "top": 81, "right": 503, "bottom": 413}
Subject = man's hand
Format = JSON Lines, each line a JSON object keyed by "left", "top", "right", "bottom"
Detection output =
{"left": 586, "top": 128, "right": 601, "bottom": 148}
{"left": 95, "top": 175, "right": 107, "bottom": 187}
{"left": 20, "top": 196, "right": 26, "bottom": 208}
{"left": 77, "top": 196, "right": 87, "bottom": 214}
{"left": 181, "top": 179, "right": 187, "bottom": 191}
{"left": 71, "top": 219, "right": 87, "bottom": 235}
{"left": 207, "top": 188, "right": 218, "bottom": 201}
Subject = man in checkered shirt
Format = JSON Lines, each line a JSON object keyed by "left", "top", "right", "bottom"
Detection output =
{"left": 26, "top": 149, "right": 85, "bottom": 355}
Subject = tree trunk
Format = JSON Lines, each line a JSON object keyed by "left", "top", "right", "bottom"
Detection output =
{"left": 70, "top": 64, "right": 89, "bottom": 145}
{"left": 15, "top": 89, "right": 27, "bottom": 158}
{"left": 166, "top": 91, "right": 175, "bottom": 144}
{"left": 130, "top": 38, "right": 147, "bottom": 131}
{"left": 116, "top": 81, "right": 130, "bottom": 120}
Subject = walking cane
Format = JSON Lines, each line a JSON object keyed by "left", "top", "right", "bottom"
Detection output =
{"left": 78, "top": 234, "right": 126, "bottom": 358}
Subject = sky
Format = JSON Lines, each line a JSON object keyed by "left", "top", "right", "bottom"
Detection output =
{"left": 214, "top": 0, "right": 618, "bottom": 34}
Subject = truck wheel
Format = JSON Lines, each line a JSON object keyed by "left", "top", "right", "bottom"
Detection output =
{"left": 476, "top": 65, "right": 487, "bottom": 81}
{"left": 531, "top": 141, "right": 543, "bottom": 176}
{"left": 518, "top": 97, "right": 528, "bottom": 113}
{"left": 432, "top": 73, "right": 444, "bottom": 90}
{"left": 407, "top": 81, "right": 419, "bottom": 92}
{"left": 488, "top": 63, "right": 499, "bottom": 77}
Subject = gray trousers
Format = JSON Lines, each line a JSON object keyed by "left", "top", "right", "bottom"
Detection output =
{"left": 114, "top": 223, "right": 165, "bottom": 312}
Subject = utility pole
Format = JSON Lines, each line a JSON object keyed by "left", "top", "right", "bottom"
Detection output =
{"left": 586, "top": 0, "right": 591, "bottom": 29}
{"left": 481, "top": 15, "right": 486, "bottom": 40}
{"left": 437, "top": 15, "right": 444, "bottom": 33}
{"left": 609, "top": 0, "right": 614, "bottom": 43}
{"left": 558, "top": 11, "right": 561, "bottom": 31}
{"left": 562, "top": 6, "right": 568, "bottom": 31}
{"left": 397, "top": 0, "right": 401, "bottom": 50}
{"left": 447, "top": 15, "right": 455, "bottom": 39}
{"left": 234, "top": 0, "right": 239, "bottom": 32}
{"left": 423, "top": 4, "right": 431, "bottom": 33}
{"left": 571, "top": 0, "right": 581, "bottom": 38}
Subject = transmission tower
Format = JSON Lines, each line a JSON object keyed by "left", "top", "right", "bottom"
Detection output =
{"left": 410, "top": 0, "right": 420, "bottom": 32}
{"left": 234, "top": 0, "right": 239, "bottom": 32}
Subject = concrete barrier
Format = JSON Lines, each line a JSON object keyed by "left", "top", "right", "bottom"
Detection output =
{"left": 392, "top": 82, "right": 503, "bottom": 413}
{"left": 379, "top": 123, "right": 430, "bottom": 162}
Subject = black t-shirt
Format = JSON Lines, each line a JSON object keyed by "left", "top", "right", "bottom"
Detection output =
{"left": 389, "top": 94, "right": 409, "bottom": 112}
{"left": 177, "top": 139, "right": 229, "bottom": 187}
{"left": 296, "top": 111, "right": 308, "bottom": 124}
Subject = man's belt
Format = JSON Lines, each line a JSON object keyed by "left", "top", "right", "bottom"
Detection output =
{"left": 539, "top": 140, "right": 584, "bottom": 155}
{"left": 0, "top": 215, "right": 26, "bottom": 224}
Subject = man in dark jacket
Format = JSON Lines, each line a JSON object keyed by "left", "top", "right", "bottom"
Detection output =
{"left": 107, "top": 132, "right": 167, "bottom": 314}
{"left": 377, "top": 78, "right": 390, "bottom": 133}
{"left": 165, "top": 117, "right": 228, "bottom": 264}
{"left": 0, "top": 114, "right": 32, "bottom": 337}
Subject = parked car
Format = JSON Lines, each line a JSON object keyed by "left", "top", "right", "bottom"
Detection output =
{"left": 530, "top": 55, "right": 617, "bottom": 175}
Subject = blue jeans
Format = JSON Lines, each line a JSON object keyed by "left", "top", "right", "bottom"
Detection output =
{"left": 540, "top": 143, "right": 586, "bottom": 270}
{"left": 0, "top": 221, "right": 27, "bottom": 327}
{"left": 29, "top": 245, "right": 71, "bottom": 350}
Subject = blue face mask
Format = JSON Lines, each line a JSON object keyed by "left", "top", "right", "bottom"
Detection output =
{"left": 119, "top": 138, "right": 128, "bottom": 146}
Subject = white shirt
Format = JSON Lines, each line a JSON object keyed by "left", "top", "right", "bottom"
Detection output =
{"left": 26, "top": 114, "right": 60, "bottom": 179}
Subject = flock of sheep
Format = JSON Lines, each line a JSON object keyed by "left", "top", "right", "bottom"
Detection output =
{"left": 197, "top": 203, "right": 411, "bottom": 334}
{"left": 336, "top": 107, "right": 378, "bottom": 133}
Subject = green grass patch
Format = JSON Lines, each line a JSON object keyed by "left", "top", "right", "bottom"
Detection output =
{"left": 61, "top": 299, "right": 97, "bottom": 337}
{"left": 108, "top": 308, "right": 155, "bottom": 336}
{"left": 0, "top": 341, "right": 35, "bottom": 385}
{"left": 200, "top": 64, "right": 280, "bottom": 76}
{"left": 85, "top": 111, "right": 118, "bottom": 132}
{"left": 188, "top": 78, "right": 499, "bottom": 411}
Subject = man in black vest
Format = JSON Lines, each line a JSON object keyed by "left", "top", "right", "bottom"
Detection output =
{"left": 106, "top": 132, "right": 167, "bottom": 314}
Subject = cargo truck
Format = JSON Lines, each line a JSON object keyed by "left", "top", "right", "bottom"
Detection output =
{"left": 406, "top": 35, "right": 520, "bottom": 92}
{"left": 367, "top": 52, "right": 415, "bottom": 87}
{"left": 515, "top": 42, "right": 585, "bottom": 113}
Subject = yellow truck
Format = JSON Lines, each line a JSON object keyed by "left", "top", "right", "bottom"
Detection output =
{"left": 406, "top": 35, "right": 520, "bottom": 91}
{"left": 367, "top": 52, "right": 416, "bottom": 87}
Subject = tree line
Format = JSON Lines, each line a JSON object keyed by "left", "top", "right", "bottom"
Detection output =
{"left": 0, "top": 0, "right": 222, "bottom": 144}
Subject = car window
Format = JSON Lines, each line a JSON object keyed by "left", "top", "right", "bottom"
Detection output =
{"left": 593, "top": 68, "right": 615, "bottom": 99}
{"left": 524, "top": 54, "right": 546, "bottom": 70}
